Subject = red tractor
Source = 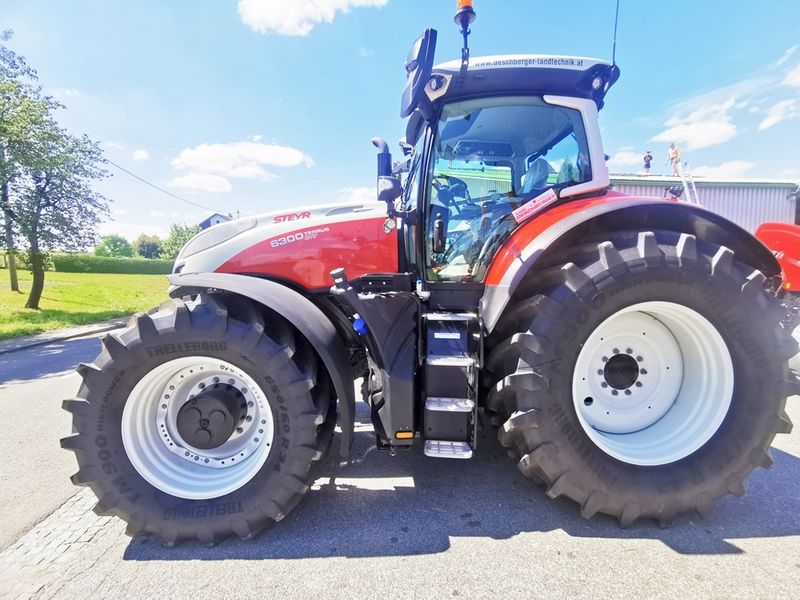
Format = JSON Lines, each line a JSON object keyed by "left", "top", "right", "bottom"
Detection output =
{"left": 63, "top": 4, "right": 798, "bottom": 545}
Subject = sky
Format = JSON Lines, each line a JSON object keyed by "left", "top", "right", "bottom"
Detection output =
{"left": 2, "top": 0, "right": 799, "bottom": 241}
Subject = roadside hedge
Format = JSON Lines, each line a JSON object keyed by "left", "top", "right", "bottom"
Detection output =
{"left": 51, "top": 253, "right": 173, "bottom": 274}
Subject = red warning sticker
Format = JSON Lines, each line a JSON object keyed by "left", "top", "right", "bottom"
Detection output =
{"left": 512, "top": 188, "right": 559, "bottom": 224}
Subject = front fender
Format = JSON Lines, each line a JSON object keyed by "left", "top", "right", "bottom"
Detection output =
{"left": 481, "top": 196, "right": 781, "bottom": 332}
{"left": 168, "top": 272, "right": 355, "bottom": 459}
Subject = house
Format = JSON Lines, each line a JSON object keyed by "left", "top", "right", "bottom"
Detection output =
{"left": 199, "top": 213, "right": 231, "bottom": 230}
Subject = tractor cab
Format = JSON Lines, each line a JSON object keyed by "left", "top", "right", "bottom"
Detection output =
{"left": 378, "top": 23, "right": 620, "bottom": 299}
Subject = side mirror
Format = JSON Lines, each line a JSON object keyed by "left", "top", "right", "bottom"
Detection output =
{"left": 378, "top": 176, "right": 402, "bottom": 206}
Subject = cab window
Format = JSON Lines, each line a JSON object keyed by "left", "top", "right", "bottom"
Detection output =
{"left": 426, "top": 96, "right": 590, "bottom": 282}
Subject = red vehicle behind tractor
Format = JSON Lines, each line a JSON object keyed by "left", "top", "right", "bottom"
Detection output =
{"left": 62, "top": 2, "right": 799, "bottom": 546}
{"left": 756, "top": 222, "right": 800, "bottom": 328}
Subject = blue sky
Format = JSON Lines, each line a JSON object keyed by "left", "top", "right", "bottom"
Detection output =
{"left": 2, "top": 0, "right": 799, "bottom": 240}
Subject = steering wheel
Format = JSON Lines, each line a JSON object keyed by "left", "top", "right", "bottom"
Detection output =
{"left": 432, "top": 174, "right": 474, "bottom": 206}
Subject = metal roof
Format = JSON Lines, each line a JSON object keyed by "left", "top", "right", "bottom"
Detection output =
{"left": 610, "top": 174, "right": 799, "bottom": 189}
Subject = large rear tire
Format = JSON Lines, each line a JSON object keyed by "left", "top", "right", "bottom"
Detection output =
{"left": 485, "top": 231, "right": 799, "bottom": 526}
{"left": 61, "top": 295, "right": 334, "bottom": 546}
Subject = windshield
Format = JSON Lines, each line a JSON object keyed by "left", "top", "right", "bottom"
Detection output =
{"left": 426, "top": 96, "right": 591, "bottom": 282}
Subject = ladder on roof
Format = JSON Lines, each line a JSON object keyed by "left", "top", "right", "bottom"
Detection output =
{"left": 678, "top": 161, "right": 702, "bottom": 205}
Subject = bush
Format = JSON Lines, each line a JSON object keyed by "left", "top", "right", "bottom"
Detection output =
{"left": 51, "top": 253, "right": 173, "bottom": 274}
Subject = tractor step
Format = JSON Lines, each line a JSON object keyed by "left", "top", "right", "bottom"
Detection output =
{"left": 425, "top": 355, "right": 476, "bottom": 367}
{"left": 424, "top": 440, "right": 473, "bottom": 459}
{"left": 425, "top": 397, "right": 474, "bottom": 412}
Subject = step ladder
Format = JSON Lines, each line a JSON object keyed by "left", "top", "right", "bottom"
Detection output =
{"left": 422, "top": 312, "right": 480, "bottom": 459}
{"left": 678, "top": 161, "right": 701, "bottom": 205}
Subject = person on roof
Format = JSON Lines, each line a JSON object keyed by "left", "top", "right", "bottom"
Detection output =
{"left": 643, "top": 150, "right": 653, "bottom": 175}
{"left": 668, "top": 143, "right": 682, "bottom": 177}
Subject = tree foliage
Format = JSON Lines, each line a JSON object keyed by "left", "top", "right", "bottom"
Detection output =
{"left": 161, "top": 223, "right": 199, "bottom": 259}
{"left": 1, "top": 31, "right": 109, "bottom": 308}
{"left": 95, "top": 234, "right": 133, "bottom": 258}
{"left": 133, "top": 234, "right": 163, "bottom": 259}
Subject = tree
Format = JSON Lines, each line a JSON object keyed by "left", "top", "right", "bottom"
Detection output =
{"left": 0, "top": 30, "right": 55, "bottom": 292}
{"left": 95, "top": 234, "right": 133, "bottom": 258}
{"left": 134, "top": 234, "right": 162, "bottom": 259}
{"left": 160, "top": 223, "right": 199, "bottom": 259}
{"left": 10, "top": 126, "right": 109, "bottom": 308}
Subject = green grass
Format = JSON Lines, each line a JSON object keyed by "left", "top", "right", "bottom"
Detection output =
{"left": 0, "top": 268, "right": 170, "bottom": 340}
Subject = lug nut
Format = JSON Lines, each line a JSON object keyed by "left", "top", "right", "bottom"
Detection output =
{"left": 248, "top": 401, "right": 254, "bottom": 408}
{"left": 612, "top": 390, "right": 619, "bottom": 396}
{"left": 624, "top": 389, "right": 632, "bottom": 396}
{"left": 613, "top": 348, "right": 620, "bottom": 354}
{"left": 199, "top": 382, "right": 205, "bottom": 389}
{"left": 635, "top": 381, "right": 643, "bottom": 388}
{"left": 636, "top": 356, "right": 644, "bottom": 362}
{"left": 601, "top": 382, "right": 608, "bottom": 388}
{"left": 641, "top": 369, "right": 648, "bottom": 375}
{"left": 597, "top": 369, "right": 603, "bottom": 375}
{"left": 246, "top": 416, "right": 253, "bottom": 422}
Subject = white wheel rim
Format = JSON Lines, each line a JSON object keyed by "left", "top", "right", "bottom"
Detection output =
{"left": 572, "top": 301, "right": 734, "bottom": 466}
{"left": 122, "top": 357, "right": 274, "bottom": 500}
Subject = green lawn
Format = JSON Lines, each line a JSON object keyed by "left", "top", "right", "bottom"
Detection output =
{"left": 0, "top": 269, "right": 170, "bottom": 340}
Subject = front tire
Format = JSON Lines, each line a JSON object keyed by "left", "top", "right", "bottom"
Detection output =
{"left": 486, "top": 231, "right": 799, "bottom": 526}
{"left": 61, "top": 295, "right": 332, "bottom": 546}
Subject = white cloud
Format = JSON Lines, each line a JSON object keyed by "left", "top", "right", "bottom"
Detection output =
{"left": 784, "top": 63, "right": 800, "bottom": 87}
{"left": 652, "top": 98, "right": 738, "bottom": 150}
{"left": 775, "top": 45, "right": 799, "bottom": 68}
{"left": 168, "top": 173, "right": 233, "bottom": 194}
{"left": 338, "top": 186, "right": 376, "bottom": 204}
{"left": 359, "top": 47, "right": 374, "bottom": 57}
{"left": 758, "top": 99, "right": 800, "bottom": 130}
{"left": 103, "top": 141, "right": 124, "bottom": 150}
{"left": 132, "top": 149, "right": 150, "bottom": 161}
{"left": 692, "top": 160, "right": 755, "bottom": 179}
{"left": 169, "top": 140, "right": 312, "bottom": 193}
{"left": 237, "top": 0, "right": 388, "bottom": 36}
{"left": 607, "top": 148, "right": 644, "bottom": 170}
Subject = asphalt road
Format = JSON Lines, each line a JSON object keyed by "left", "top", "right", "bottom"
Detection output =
{"left": 0, "top": 332, "right": 799, "bottom": 599}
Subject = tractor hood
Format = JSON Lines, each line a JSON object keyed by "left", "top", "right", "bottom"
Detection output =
{"left": 174, "top": 201, "right": 399, "bottom": 291}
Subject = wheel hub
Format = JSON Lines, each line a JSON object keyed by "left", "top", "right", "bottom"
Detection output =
{"left": 603, "top": 353, "right": 639, "bottom": 390}
{"left": 176, "top": 390, "right": 242, "bottom": 450}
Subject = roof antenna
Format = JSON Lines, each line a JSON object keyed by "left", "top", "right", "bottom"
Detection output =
{"left": 454, "top": 0, "right": 476, "bottom": 79}
{"left": 611, "top": 0, "right": 621, "bottom": 66}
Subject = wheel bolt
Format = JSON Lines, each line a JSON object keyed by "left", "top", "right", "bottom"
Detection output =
{"left": 261, "top": 419, "right": 266, "bottom": 424}
{"left": 213, "top": 377, "right": 219, "bottom": 383}
{"left": 236, "top": 427, "right": 243, "bottom": 434}
{"left": 199, "top": 383, "right": 205, "bottom": 389}
{"left": 635, "top": 381, "right": 643, "bottom": 388}
{"left": 254, "top": 438, "right": 259, "bottom": 443}
{"left": 613, "top": 348, "right": 620, "bottom": 354}
{"left": 602, "top": 356, "right": 608, "bottom": 362}
{"left": 612, "top": 390, "right": 619, "bottom": 396}
{"left": 597, "top": 369, "right": 603, "bottom": 375}
{"left": 626, "top": 348, "right": 633, "bottom": 354}
{"left": 185, "top": 451, "right": 190, "bottom": 457}
{"left": 258, "top": 429, "right": 263, "bottom": 434}
{"left": 601, "top": 382, "right": 608, "bottom": 388}
{"left": 624, "top": 389, "right": 632, "bottom": 396}
{"left": 161, "top": 404, "right": 167, "bottom": 409}
{"left": 246, "top": 416, "right": 253, "bottom": 422}
{"left": 228, "top": 379, "right": 234, "bottom": 385}
{"left": 640, "top": 369, "right": 648, "bottom": 375}
{"left": 241, "top": 388, "right": 248, "bottom": 394}
{"left": 636, "top": 356, "right": 643, "bottom": 362}
{"left": 248, "top": 401, "right": 254, "bottom": 408}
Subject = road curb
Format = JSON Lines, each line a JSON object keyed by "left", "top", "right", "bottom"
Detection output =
{"left": 0, "top": 318, "right": 128, "bottom": 355}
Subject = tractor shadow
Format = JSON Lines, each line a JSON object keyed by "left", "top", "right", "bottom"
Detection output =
{"left": 124, "top": 403, "right": 800, "bottom": 560}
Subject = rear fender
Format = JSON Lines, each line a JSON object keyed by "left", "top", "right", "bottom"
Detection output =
{"left": 481, "top": 197, "right": 781, "bottom": 332}
{"left": 168, "top": 272, "right": 355, "bottom": 458}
